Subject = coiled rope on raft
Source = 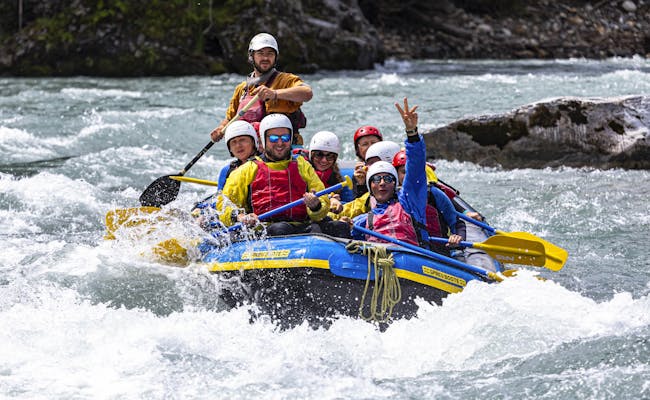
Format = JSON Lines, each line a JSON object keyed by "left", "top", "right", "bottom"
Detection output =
{"left": 346, "top": 241, "right": 401, "bottom": 323}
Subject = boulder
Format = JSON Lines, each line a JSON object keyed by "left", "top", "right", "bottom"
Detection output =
{"left": 424, "top": 96, "right": 650, "bottom": 169}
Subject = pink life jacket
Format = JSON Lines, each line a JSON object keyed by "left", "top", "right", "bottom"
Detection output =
{"left": 366, "top": 201, "right": 419, "bottom": 246}
{"left": 237, "top": 91, "right": 266, "bottom": 123}
{"left": 250, "top": 159, "right": 308, "bottom": 222}
{"left": 236, "top": 72, "right": 278, "bottom": 123}
{"left": 435, "top": 182, "right": 458, "bottom": 200}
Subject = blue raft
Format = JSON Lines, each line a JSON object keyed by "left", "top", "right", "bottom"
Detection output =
{"left": 187, "top": 161, "right": 505, "bottom": 327}
{"left": 196, "top": 232, "right": 504, "bottom": 327}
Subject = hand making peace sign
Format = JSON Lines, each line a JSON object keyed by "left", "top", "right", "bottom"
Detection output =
{"left": 395, "top": 97, "right": 418, "bottom": 132}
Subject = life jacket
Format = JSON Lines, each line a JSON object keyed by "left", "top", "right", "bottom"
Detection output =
{"left": 250, "top": 159, "right": 308, "bottom": 222}
{"left": 237, "top": 72, "right": 307, "bottom": 142}
{"left": 424, "top": 203, "right": 443, "bottom": 238}
{"left": 315, "top": 168, "right": 335, "bottom": 187}
{"left": 366, "top": 201, "right": 419, "bottom": 246}
{"left": 427, "top": 184, "right": 451, "bottom": 237}
{"left": 433, "top": 180, "right": 459, "bottom": 200}
{"left": 237, "top": 72, "right": 279, "bottom": 123}
{"left": 237, "top": 91, "right": 266, "bottom": 124}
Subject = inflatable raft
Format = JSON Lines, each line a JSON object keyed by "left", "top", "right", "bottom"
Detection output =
{"left": 108, "top": 161, "right": 564, "bottom": 328}
{"left": 191, "top": 227, "right": 505, "bottom": 328}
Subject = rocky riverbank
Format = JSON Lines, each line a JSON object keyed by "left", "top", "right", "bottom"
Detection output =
{"left": 0, "top": 1, "right": 648, "bottom": 76}
{"left": 378, "top": 0, "right": 650, "bottom": 60}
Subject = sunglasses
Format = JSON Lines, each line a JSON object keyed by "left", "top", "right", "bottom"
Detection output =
{"left": 369, "top": 174, "right": 396, "bottom": 184}
{"left": 268, "top": 134, "right": 292, "bottom": 143}
{"left": 311, "top": 151, "right": 337, "bottom": 161}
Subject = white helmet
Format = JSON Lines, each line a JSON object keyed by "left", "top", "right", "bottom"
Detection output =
{"left": 248, "top": 33, "right": 279, "bottom": 54}
{"left": 366, "top": 161, "right": 399, "bottom": 190}
{"left": 309, "top": 131, "right": 340, "bottom": 155}
{"left": 224, "top": 120, "right": 259, "bottom": 156}
{"left": 259, "top": 113, "right": 293, "bottom": 140}
{"left": 365, "top": 140, "right": 401, "bottom": 163}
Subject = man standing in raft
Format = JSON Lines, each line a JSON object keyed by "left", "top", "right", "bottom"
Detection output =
{"left": 210, "top": 33, "right": 313, "bottom": 146}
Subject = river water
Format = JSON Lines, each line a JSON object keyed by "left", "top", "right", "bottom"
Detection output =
{"left": 1, "top": 58, "right": 649, "bottom": 399}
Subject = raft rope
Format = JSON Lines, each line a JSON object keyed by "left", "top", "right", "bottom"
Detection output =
{"left": 346, "top": 241, "right": 402, "bottom": 323}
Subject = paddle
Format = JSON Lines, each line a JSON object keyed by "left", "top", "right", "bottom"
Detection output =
{"left": 105, "top": 206, "right": 161, "bottom": 240}
{"left": 225, "top": 176, "right": 353, "bottom": 232}
{"left": 170, "top": 176, "right": 219, "bottom": 186}
{"left": 138, "top": 93, "right": 261, "bottom": 207}
{"left": 352, "top": 225, "right": 503, "bottom": 282}
{"left": 455, "top": 211, "right": 568, "bottom": 271}
{"left": 427, "top": 235, "right": 545, "bottom": 267}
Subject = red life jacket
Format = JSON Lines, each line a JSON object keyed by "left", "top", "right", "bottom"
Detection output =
{"left": 237, "top": 72, "right": 278, "bottom": 123}
{"left": 366, "top": 201, "right": 419, "bottom": 246}
{"left": 435, "top": 182, "right": 458, "bottom": 200}
{"left": 250, "top": 159, "right": 308, "bottom": 222}
{"left": 425, "top": 203, "right": 443, "bottom": 238}
{"left": 237, "top": 91, "right": 266, "bottom": 123}
{"left": 314, "top": 168, "right": 334, "bottom": 187}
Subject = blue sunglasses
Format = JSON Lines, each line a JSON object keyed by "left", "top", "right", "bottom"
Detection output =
{"left": 369, "top": 174, "right": 396, "bottom": 184}
{"left": 268, "top": 134, "right": 292, "bottom": 143}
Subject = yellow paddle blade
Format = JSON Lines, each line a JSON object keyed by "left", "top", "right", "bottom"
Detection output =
{"left": 501, "top": 269, "right": 519, "bottom": 278}
{"left": 498, "top": 231, "right": 568, "bottom": 271}
{"left": 104, "top": 206, "right": 161, "bottom": 239}
{"left": 473, "top": 235, "right": 546, "bottom": 267}
{"left": 152, "top": 238, "right": 189, "bottom": 266}
{"left": 500, "top": 269, "right": 547, "bottom": 281}
{"left": 342, "top": 175, "right": 353, "bottom": 190}
{"left": 169, "top": 176, "right": 219, "bottom": 187}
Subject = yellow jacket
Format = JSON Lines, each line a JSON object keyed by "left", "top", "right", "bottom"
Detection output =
{"left": 426, "top": 164, "right": 438, "bottom": 183}
{"left": 218, "top": 155, "right": 329, "bottom": 226}
{"left": 329, "top": 192, "right": 370, "bottom": 220}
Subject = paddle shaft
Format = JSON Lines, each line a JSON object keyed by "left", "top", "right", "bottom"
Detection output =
{"left": 177, "top": 93, "right": 261, "bottom": 176}
{"left": 170, "top": 176, "right": 218, "bottom": 186}
{"left": 227, "top": 176, "right": 352, "bottom": 232}
{"left": 427, "top": 234, "right": 545, "bottom": 266}
{"left": 428, "top": 236, "right": 479, "bottom": 249}
{"left": 352, "top": 224, "right": 501, "bottom": 282}
{"left": 455, "top": 211, "right": 497, "bottom": 234}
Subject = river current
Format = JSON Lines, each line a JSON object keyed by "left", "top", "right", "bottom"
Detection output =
{"left": 1, "top": 58, "right": 649, "bottom": 399}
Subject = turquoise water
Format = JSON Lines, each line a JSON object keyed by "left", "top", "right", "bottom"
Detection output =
{"left": 1, "top": 58, "right": 649, "bottom": 399}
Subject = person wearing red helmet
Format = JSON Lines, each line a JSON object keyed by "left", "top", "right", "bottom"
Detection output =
{"left": 353, "top": 125, "right": 383, "bottom": 160}
{"left": 352, "top": 125, "right": 383, "bottom": 198}
{"left": 210, "top": 33, "right": 313, "bottom": 146}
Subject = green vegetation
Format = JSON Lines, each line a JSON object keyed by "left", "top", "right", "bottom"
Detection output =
{"left": 0, "top": 0, "right": 246, "bottom": 75}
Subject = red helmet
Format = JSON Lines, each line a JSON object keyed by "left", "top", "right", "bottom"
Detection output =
{"left": 392, "top": 149, "right": 407, "bottom": 168}
{"left": 353, "top": 125, "right": 382, "bottom": 144}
